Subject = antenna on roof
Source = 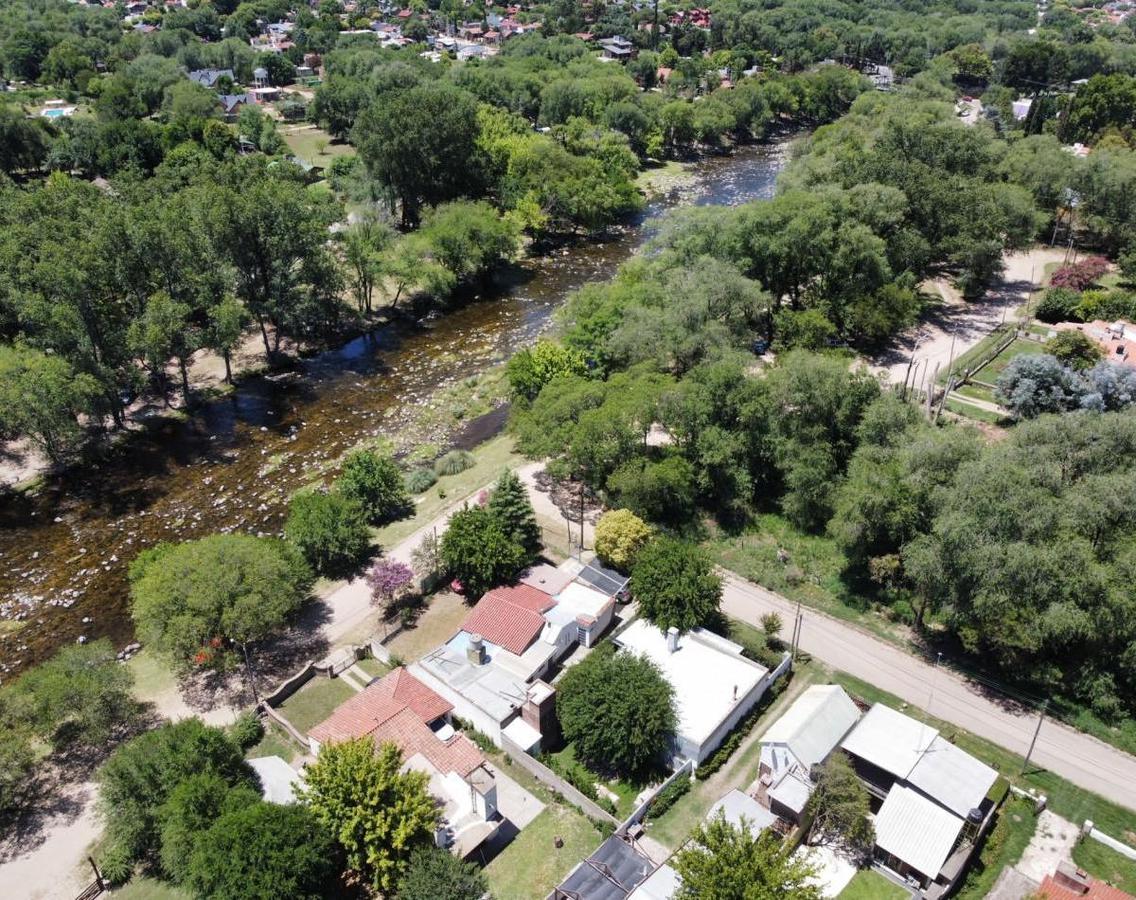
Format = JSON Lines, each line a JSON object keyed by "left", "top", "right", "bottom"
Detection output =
{"left": 919, "top": 652, "right": 943, "bottom": 757}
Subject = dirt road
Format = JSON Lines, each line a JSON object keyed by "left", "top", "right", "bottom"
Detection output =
{"left": 721, "top": 573, "right": 1136, "bottom": 812}
{"left": 871, "top": 247, "right": 1067, "bottom": 387}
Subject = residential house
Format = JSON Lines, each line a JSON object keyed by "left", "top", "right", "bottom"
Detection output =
{"left": 1038, "top": 862, "right": 1134, "bottom": 899}
{"left": 308, "top": 666, "right": 500, "bottom": 856}
{"left": 549, "top": 834, "right": 679, "bottom": 900}
{"left": 840, "top": 704, "right": 1001, "bottom": 897}
{"left": 1056, "top": 320, "right": 1136, "bottom": 368}
{"left": 252, "top": 66, "right": 270, "bottom": 87}
{"left": 413, "top": 561, "right": 624, "bottom": 748}
{"left": 758, "top": 684, "right": 861, "bottom": 822}
{"left": 188, "top": 67, "right": 234, "bottom": 89}
{"left": 600, "top": 35, "right": 635, "bottom": 60}
{"left": 218, "top": 93, "right": 250, "bottom": 120}
{"left": 613, "top": 619, "right": 781, "bottom": 766}
{"left": 707, "top": 788, "right": 778, "bottom": 836}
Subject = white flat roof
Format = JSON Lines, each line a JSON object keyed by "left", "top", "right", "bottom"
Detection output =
{"left": 248, "top": 755, "right": 303, "bottom": 804}
{"left": 841, "top": 704, "right": 937, "bottom": 780}
{"left": 761, "top": 684, "right": 860, "bottom": 769}
{"left": 615, "top": 620, "right": 767, "bottom": 748}
{"left": 875, "top": 784, "right": 963, "bottom": 880}
{"left": 629, "top": 863, "right": 681, "bottom": 899}
{"left": 707, "top": 789, "right": 777, "bottom": 835}
{"left": 907, "top": 736, "right": 998, "bottom": 818}
{"left": 502, "top": 716, "right": 542, "bottom": 753}
{"left": 555, "top": 581, "right": 611, "bottom": 620}
{"left": 769, "top": 770, "right": 812, "bottom": 815}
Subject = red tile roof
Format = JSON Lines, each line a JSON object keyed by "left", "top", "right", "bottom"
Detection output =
{"left": 309, "top": 667, "right": 451, "bottom": 745}
{"left": 1040, "top": 873, "right": 1134, "bottom": 900}
{"left": 488, "top": 583, "right": 556, "bottom": 613}
{"left": 462, "top": 590, "right": 548, "bottom": 655}
{"left": 373, "top": 707, "right": 485, "bottom": 778}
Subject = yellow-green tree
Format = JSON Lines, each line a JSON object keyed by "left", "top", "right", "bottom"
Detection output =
{"left": 299, "top": 739, "right": 437, "bottom": 894}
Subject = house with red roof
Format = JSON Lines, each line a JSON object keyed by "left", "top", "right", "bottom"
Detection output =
{"left": 413, "top": 559, "right": 627, "bottom": 750}
{"left": 1039, "top": 862, "right": 1134, "bottom": 899}
{"left": 308, "top": 667, "right": 500, "bottom": 855}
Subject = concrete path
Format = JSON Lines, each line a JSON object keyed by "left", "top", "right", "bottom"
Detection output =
{"left": 1016, "top": 811, "right": 1077, "bottom": 884}
{"left": 721, "top": 573, "right": 1136, "bottom": 812}
{"left": 870, "top": 246, "right": 1066, "bottom": 387}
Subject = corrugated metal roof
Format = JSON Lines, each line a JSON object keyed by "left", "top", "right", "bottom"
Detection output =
{"left": 841, "top": 704, "right": 937, "bottom": 779}
{"left": 874, "top": 784, "right": 964, "bottom": 880}
{"left": 761, "top": 685, "right": 861, "bottom": 770}
{"left": 907, "top": 736, "right": 998, "bottom": 818}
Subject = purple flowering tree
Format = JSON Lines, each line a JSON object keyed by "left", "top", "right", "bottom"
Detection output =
{"left": 366, "top": 558, "right": 415, "bottom": 611}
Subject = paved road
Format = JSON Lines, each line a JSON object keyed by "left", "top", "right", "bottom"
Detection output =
{"left": 721, "top": 573, "right": 1136, "bottom": 813}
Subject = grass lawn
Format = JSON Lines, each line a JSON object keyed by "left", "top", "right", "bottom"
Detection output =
{"left": 955, "top": 796, "right": 1038, "bottom": 899}
{"left": 938, "top": 325, "right": 1016, "bottom": 383}
{"left": 708, "top": 515, "right": 904, "bottom": 641}
{"left": 968, "top": 337, "right": 1046, "bottom": 389}
{"left": 111, "top": 877, "right": 192, "bottom": 899}
{"left": 372, "top": 433, "right": 526, "bottom": 550}
{"left": 352, "top": 655, "right": 390, "bottom": 680}
{"left": 546, "top": 743, "right": 645, "bottom": 819}
{"left": 385, "top": 590, "right": 470, "bottom": 664}
{"left": 944, "top": 396, "right": 1010, "bottom": 425}
{"left": 281, "top": 125, "right": 353, "bottom": 168}
{"left": 245, "top": 718, "right": 304, "bottom": 764}
{"left": 837, "top": 869, "right": 909, "bottom": 899}
{"left": 483, "top": 805, "right": 602, "bottom": 900}
{"left": 1072, "top": 837, "right": 1136, "bottom": 894}
{"left": 828, "top": 671, "right": 1136, "bottom": 840}
{"left": 276, "top": 676, "right": 356, "bottom": 735}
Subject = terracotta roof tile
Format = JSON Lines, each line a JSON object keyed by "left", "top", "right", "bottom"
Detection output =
{"left": 1040, "top": 873, "right": 1134, "bottom": 900}
{"left": 486, "top": 583, "right": 556, "bottom": 613}
{"left": 308, "top": 667, "right": 451, "bottom": 744}
{"left": 372, "top": 707, "right": 485, "bottom": 778}
{"left": 462, "top": 591, "right": 546, "bottom": 655}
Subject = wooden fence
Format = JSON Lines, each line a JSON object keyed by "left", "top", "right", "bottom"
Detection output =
{"left": 73, "top": 858, "right": 105, "bottom": 900}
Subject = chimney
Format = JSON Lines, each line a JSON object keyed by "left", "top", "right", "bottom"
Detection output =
{"left": 666, "top": 627, "right": 680, "bottom": 653}
{"left": 467, "top": 633, "right": 486, "bottom": 666}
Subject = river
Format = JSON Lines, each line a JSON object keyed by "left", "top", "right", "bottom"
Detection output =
{"left": 0, "top": 137, "right": 795, "bottom": 679}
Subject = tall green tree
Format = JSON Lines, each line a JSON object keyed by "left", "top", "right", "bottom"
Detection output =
{"left": 806, "top": 752, "right": 874, "bottom": 855}
{"left": 335, "top": 450, "right": 411, "bottom": 525}
{"left": 674, "top": 817, "right": 822, "bottom": 900}
{"left": 186, "top": 802, "right": 341, "bottom": 900}
{"left": 352, "top": 82, "right": 482, "bottom": 227}
{"left": 486, "top": 470, "right": 541, "bottom": 557}
{"left": 98, "top": 719, "right": 257, "bottom": 867}
{"left": 299, "top": 739, "right": 437, "bottom": 894}
{"left": 396, "top": 847, "right": 489, "bottom": 900}
{"left": 129, "top": 534, "right": 312, "bottom": 672}
{"left": 440, "top": 503, "right": 528, "bottom": 598}
{"left": 630, "top": 536, "right": 722, "bottom": 633}
{"left": 285, "top": 491, "right": 371, "bottom": 576}
{"left": 556, "top": 644, "right": 677, "bottom": 778}
{"left": 0, "top": 344, "right": 100, "bottom": 461}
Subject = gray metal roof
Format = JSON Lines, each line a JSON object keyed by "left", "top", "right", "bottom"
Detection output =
{"left": 874, "top": 784, "right": 964, "bottom": 880}
{"left": 761, "top": 684, "right": 860, "bottom": 770}
{"left": 555, "top": 835, "right": 653, "bottom": 900}
{"left": 706, "top": 789, "right": 777, "bottom": 835}
{"left": 907, "top": 736, "right": 998, "bottom": 818}
{"left": 841, "top": 703, "right": 937, "bottom": 780}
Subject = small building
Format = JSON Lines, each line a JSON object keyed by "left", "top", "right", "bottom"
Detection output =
{"left": 613, "top": 619, "right": 778, "bottom": 766}
{"left": 1038, "top": 861, "right": 1134, "bottom": 899}
{"left": 218, "top": 93, "right": 250, "bottom": 120}
{"left": 1012, "top": 97, "right": 1033, "bottom": 121}
{"left": 600, "top": 35, "right": 635, "bottom": 60}
{"left": 247, "top": 755, "right": 303, "bottom": 804}
{"left": 252, "top": 66, "right": 269, "bottom": 87}
{"left": 249, "top": 86, "right": 282, "bottom": 103}
{"left": 707, "top": 788, "right": 777, "bottom": 836}
{"left": 188, "top": 67, "right": 234, "bottom": 89}
{"left": 758, "top": 684, "right": 861, "bottom": 822}
{"left": 308, "top": 667, "right": 500, "bottom": 856}
{"left": 840, "top": 703, "right": 1000, "bottom": 896}
{"left": 550, "top": 834, "right": 679, "bottom": 900}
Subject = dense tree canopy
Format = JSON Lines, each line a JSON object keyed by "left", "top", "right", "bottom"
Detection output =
{"left": 557, "top": 644, "right": 677, "bottom": 777}
{"left": 299, "top": 739, "right": 437, "bottom": 894}
{"left": 129, "top": 533, "right": 312, "bottom": 671}
{"left": 440, "top": 503, "right": 530, "bottom": 598}
{"left": 630, "top": 537, "right": 723, "bottom": 633}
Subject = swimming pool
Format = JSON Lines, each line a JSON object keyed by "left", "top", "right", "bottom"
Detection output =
{"left": 40, "top": 107, "right": 74, "bottom": 118}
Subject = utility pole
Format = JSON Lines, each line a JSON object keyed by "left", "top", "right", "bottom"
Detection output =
{"left": 242, "top": 641, "right": 260, "bottom": 706}
{"left": 1022, "top": 700, "right": 1049, "bottom": 775}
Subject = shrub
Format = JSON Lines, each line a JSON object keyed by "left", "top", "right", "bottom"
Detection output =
{"left": 1035, "top": 287, "right": 1082, "bottom": 324}
{"left": 645, "top": 776, "right": 690, "bottom": 820}
{"left": 335, "top": 449, "right": 411, "bottom": 524}
{"left": 595, "top": 508, "right": 653, "bottom": 571}
{"left": 434, "top": 449, "right": 475, "bottom": 477}
{"left": 229, "top": 710, "right": 264, "bottom": 750}
{"left": 98, "top": 841, "right": 135, "bottom": 886}
{"left": 1048, "top": 330, "right": 1103, "bottom": 370}
{"left": 285, "top": 490, "right": 371, "bottom": 576}
{"left": 1050, "top": 256, "right": 1109, "bottom": 291}
{"left": 405, "top": 467, "right": 438, "bottom": 493}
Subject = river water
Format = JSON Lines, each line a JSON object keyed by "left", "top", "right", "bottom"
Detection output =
{"left": 0, "top": 137, "right": 794, "bottom": 678}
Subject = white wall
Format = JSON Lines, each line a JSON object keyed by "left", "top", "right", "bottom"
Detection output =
{"left": 408, "top": 663, "right": 506, "bottom": 747}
